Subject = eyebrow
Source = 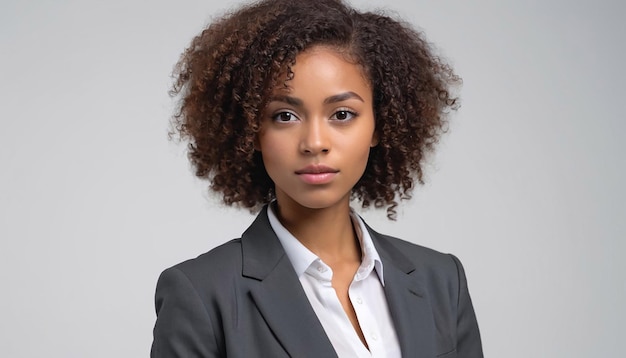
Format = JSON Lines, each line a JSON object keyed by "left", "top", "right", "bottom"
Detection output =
{"left": 269, "top": 91, "right": 364, "bottom": 106}
{"left": 270, "top": 95, "right": 303, "bottom": 107}
{"left": 323, "top": 91, "right": 364, "bottom": 104}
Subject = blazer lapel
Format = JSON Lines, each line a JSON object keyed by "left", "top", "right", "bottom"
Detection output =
{"left": 369, "top": 228, "right": 437, "bottom": 357}
{"left": 241, "top": 207, "right": 338, "bottom": 358}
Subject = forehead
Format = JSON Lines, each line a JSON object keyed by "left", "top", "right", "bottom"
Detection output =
{"left": 272, "top": 46, "right": 371, "bottom": 95}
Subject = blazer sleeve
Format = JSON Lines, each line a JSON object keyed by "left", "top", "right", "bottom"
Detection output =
{"left": 151, "top": 267, "right": 221, "bottom": 358}
{"left": 450, "top": 254, "right": 484, "bottom": 358}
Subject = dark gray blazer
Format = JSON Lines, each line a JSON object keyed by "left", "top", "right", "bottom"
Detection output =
{"left": 151, "top": 206, "right": 483, "bottom": 357}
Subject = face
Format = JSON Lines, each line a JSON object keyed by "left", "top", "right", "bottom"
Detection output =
{"left": 257, "top": 46, "right": 377, "bottom": 213}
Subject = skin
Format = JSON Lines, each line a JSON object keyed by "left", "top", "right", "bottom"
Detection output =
{"left": 257, "top": 46, "right": 378, "bottom": 348}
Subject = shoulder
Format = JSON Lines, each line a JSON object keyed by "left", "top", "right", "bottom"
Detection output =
{"left": 152, "top": 240, "right": 248, "bottom": 356}
{"left": 158, "top": 238, "right": 245, "bottom": 293}
{"left": 374, "top": 232, "right": 461, "bottom": 277}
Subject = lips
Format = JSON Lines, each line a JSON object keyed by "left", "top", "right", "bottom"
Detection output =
{"left": 295, "top": 165, "right": 339, "bottom": 184}
{"left": 295, "top": 164, "right": 339, "bottom": 175}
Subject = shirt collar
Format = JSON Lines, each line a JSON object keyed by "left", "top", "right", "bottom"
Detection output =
{"left": 267, "top": 202, "right": 385, "bottom": 285}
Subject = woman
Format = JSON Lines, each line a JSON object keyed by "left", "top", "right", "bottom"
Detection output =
{"left": 151, "top": 0, "right": 483, "bottom": 357}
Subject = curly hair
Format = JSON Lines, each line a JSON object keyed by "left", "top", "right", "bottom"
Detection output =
{"left": 170, "top": 0, "right": 460, "bottom": 219}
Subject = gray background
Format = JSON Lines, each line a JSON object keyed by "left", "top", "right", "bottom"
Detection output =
{"left": 1, "top": 0, "right": 624, "bottom": 357}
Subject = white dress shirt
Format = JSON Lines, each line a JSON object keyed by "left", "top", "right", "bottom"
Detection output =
{"left": 267, "top": 204, "right": 401, "bottom": 358}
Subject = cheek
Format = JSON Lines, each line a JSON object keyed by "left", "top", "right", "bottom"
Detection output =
{"left": 353, "top": 130, "right": 376, "bottom": 169}
{"left": 354, "top": 125, "right": 377, "bottom": 156}
{"left": 257, "top": 129, "right": 275, "bottom": 155}
{"left": 340, "top": 136, "right": 374, "bottom": 171}
{"left": 258, "top": 135, "right": 287, "bottom": 171}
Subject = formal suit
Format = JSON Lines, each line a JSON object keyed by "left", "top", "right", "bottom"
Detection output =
{"left": 151, "top": 206, "right": 483, "bottom": 357}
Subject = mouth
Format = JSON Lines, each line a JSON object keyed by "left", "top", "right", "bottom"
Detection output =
{"left": 295, "top": 165, "right": 339, "bottom": 185}
{"left": 295, "top": 164, "right": 339, "bottom": 175}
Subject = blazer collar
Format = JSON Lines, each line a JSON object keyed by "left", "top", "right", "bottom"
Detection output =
{"left": 240, "top": 206, "right": 436, "bottom": 357}
{"left": 241, "top": 206, "right": 338, "bottom": 358}
{"left": 364, "top": 222, "right": 437, "bottom": 357}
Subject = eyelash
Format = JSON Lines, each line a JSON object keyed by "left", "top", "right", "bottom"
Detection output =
{"left": 271, "top": 111, "right": 299, "bottom": 122}
{"left": 331, "top": 109, "right": 358, "bottom": 121}
{"left": 271, "top": 109, "right": 358, "bottom": 122}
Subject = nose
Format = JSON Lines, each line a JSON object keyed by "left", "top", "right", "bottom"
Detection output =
{"left": 299, "top": 119, "right": 330, "bottom": 155}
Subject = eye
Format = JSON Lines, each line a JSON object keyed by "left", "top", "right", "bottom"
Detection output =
{"left": 272, "top": 111, "right": 298, "bottom": 122}
{"left": 331, "top": 110, "right": 357, "bottom": 121}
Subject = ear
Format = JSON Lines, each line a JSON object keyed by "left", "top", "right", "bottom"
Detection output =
{"left": 370, "top": 131, "right": 379, "bottom": 147}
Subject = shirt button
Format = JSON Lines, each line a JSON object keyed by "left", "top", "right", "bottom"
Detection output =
{"left": 355, "top": 297, "right": 363, "bottom": 304}
{"left": 317, "top": 266, "right": 325, "bottom": 273}
{"left": 371, "top": 332, "right": 378, "bottom": 341}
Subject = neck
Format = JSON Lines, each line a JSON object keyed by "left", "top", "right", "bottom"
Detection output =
{"left": 273, "top": 199, "right": 361, "bottom": 264}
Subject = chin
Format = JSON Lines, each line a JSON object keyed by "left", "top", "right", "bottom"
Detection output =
{"left": 284, "top": 192, "right": 351, "bottom": 211}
